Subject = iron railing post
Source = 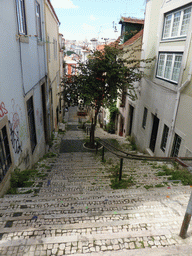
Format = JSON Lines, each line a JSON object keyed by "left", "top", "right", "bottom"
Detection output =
{"left": 119, "top": 158, "right": 123, "bottom": 181}
{"left": 180, "top": 191, "right": 192, "bottom": 238}
{"left": 102, "top": 146, "right": 105, "bottom": 161}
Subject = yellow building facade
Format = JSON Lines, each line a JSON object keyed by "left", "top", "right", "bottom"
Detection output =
{"left": 44, "top": 0, "right": 60, "bottom": 133}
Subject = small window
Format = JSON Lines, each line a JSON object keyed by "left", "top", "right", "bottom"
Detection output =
{"left": 53, "top": 39, "right": 58, "bottom": 60}
{"left": 163, "top": 6, "right": 191, "bottom": 39}
{"left": 142, "top": 107, "right": 148, "bottom": 129}
{"left": 35, "top": 1, "right": 42, "bottom": 40}
{"left": 171, "top": 133, "right": 181, "bottom": 157}
{"left": 27, "top": 97, "right": 37, "bottom": 153}
{"left": 16, "top": 0, "right": 27, "bottom": 35}
{"left": 156, "top": 53, "right": 182, "bottom": 83}
{"left": 0, "top": 126, "right": 12, "bottom": 182}
{"left": 47, "top": 36, "right": 51, "bottom": 62}
{"left": 160, "top": 124, "right": 169, "bottom": 152}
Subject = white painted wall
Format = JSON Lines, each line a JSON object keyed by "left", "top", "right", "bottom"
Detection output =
{"left": 132, "top": 0, "right": 192, "bottom": 157}
{"left": 0, "top": 0, "right": 47, "bottom": 172}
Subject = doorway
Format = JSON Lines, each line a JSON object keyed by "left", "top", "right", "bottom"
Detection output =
{"left": 41, "top": 84, "right": 48, "bottom": 143}
{"left": 119, "top": 115, "right": 124, "bottom": 136}
{"left": 128, "top": 105, "right": 134, "bottom": 136}
{"left": 149, "top": 115, "right": 159, "bottom": 152}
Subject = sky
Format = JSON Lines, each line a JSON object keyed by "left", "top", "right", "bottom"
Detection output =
{"left": 50, "top": 0, "right": 146, "bottom": 42}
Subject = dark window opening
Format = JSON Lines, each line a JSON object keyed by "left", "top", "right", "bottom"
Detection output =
{"left": 142, "top": 107, "right": 148, "bottom": 129}
{"left": 160, "top": 124, "right": 169, "bottom": 152}
{"left": 149, "top": 115, "right": 159, "bottom": 153}
{"left": 171, "top": 133, "right": 181, "bottom": 157}
{"left": 0, "top": 125, "right": 12, "bottom": 183}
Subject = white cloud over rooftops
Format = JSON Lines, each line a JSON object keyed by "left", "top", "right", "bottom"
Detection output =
{"left": 51, "top": 0, "right": 78, "bottom": 9}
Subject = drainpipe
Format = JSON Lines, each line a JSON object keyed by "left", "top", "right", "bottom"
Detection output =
{"left": 165, "top": 59, "right": 192, "bottom": 157}
{"left": 14, "top": 0, "right": 26, "bottom": 98}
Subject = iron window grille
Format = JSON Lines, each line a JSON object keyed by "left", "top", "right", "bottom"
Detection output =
{"left": 15, "top": 0, "right": 27, "bottom": 35}
{"left": 0, "top": 126, "right": 12, "bottom": 183}
{"left": 162, "top": 6, "right": 191, "bottom": 40}
{"left": 171, "top": 133, "right": 181, "bottom": 157}
{"left": 160, "top": 124, "right": 169, "bottom": 152}
{"left": 27, "top": 97, "right": 37, "bottom": 153}
{"left": 142, "top": 107, "right": 148, "bottom": 129}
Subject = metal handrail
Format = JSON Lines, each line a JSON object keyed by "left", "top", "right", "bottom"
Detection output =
{"left": 95, "top": 137, "right": 192, "bottom": 181}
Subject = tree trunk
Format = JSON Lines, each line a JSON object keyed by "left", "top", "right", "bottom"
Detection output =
{"left": 89, "top": 106, "right": 100, "bottom": 147}
{"left": 90, "top": 119, "right": 95, "bottom": 146}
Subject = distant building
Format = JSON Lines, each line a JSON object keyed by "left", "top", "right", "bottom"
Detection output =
{"left": 44, "top": 0, "right": 61, "bottom": 132}
{"left": 115, "top": 17, "right": 144, "bottom": 137}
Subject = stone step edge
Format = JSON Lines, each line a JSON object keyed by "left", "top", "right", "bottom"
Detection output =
{"left": 58, "top": 244, "right": 192, "bottom": 256}
{"left": 2, "top": 186, "right": 190, "bottom": 200}
{"left": 1, "top": 215, "right": 183, "bottom": 233}
{"left": 0, "top": 196, "right": 144, "bottom": 208}
{"left": 0, "top": 201, "right": 185, "bottom": 217}
{"left": 0, "top": 201, "right": 172, "bottom": 215}
{"left": 0, "top": 229, "right": 177, "bottom": 248}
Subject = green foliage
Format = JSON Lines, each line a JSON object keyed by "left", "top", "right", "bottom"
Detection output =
{"left": 40, "top": 152, "right": 57, "bottom": 161}
{"left": 155, "top": 183, "right": 165, "bottom": 188}
{"left": 156, "top": 165, "right": 192, "bottom": 185}
{"left": 144, "top": 185, "right": 153, "bottom": 190}
{"left": 61, "top": 44, "right": 154, "bottom": 123}
{"left": 109, "top": 102, "right": 119, "bottom": 122}
{"left": 108, "top": 164, "right": 135, "bottom": 189}
{"left": 106, "top": 122, "right": 115, "bottom": 133}
{"left": 7, "top": 168, "right": 39, "bottom": 194}
{"left": 127, "top": 136, "right": 137, "bottom": 151}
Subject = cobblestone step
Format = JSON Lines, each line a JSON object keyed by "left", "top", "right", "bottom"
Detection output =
{"left": 0, "top": 230, "right": 184, "bottom": 255}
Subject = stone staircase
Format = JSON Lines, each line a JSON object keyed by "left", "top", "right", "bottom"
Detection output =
{"left": 1, "top": 104, "right": 192, "bottom": 255}
{"left": 0, "top": 148, "right": 192, "bottom": 255}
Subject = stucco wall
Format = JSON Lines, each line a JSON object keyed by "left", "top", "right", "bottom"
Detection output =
{"left": 0, "top": 0, "right": 47, "bottom": 195}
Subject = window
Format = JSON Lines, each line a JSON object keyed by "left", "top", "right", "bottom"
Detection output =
{"left": 16, "top": 0, "right": 27, "bottom": 35}
{"left": 156, "top": 53, "right": 182, "bottom": 83}
{"left": 142, "top": 107, "right": 148, "bottom": 129}
{"left": 171, "top": 133, "right": 181, "bottom": 157}
{"left": 27, "top": 97, "right": 37, "bottom": 153}
{"left": 163, "top": 6, "right": 191, "bottom": 39}
{"left": 0, "top": 126, "right": 12, "bottom": 182}
{"left": 53, "top": 39, "right": 58, "bottom": 60}
{"left": 35, "top": 1, "right": 42, "bottom": 40}
{"left": 160, "top": 124, "right": 169, "bottom": 152}
{"left": 47, "top": 36, "right": 51, "bottom": 62}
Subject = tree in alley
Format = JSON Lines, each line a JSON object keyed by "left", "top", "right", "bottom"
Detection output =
{"left": 61, "top": 42, "right": 154, "bottom": 147}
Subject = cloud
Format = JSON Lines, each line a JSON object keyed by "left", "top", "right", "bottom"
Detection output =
{"left": 90, "top": 15, "right": 97, "bottom": 21}
{"left": 82, "top": 23, "right": 95, "bottom": 31}
{"left": 51, "top": 0, "right": 78, "bottom": 9}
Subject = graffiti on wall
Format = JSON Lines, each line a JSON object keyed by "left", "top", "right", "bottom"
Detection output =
{"left": 0, "top": 102, "right": 8, "bottom": 118}
{"left": 8, "top": 99, "right": 25, "bottom": 154}
{"left": 8, "top": 120, "right": 22, "bottom": 154}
